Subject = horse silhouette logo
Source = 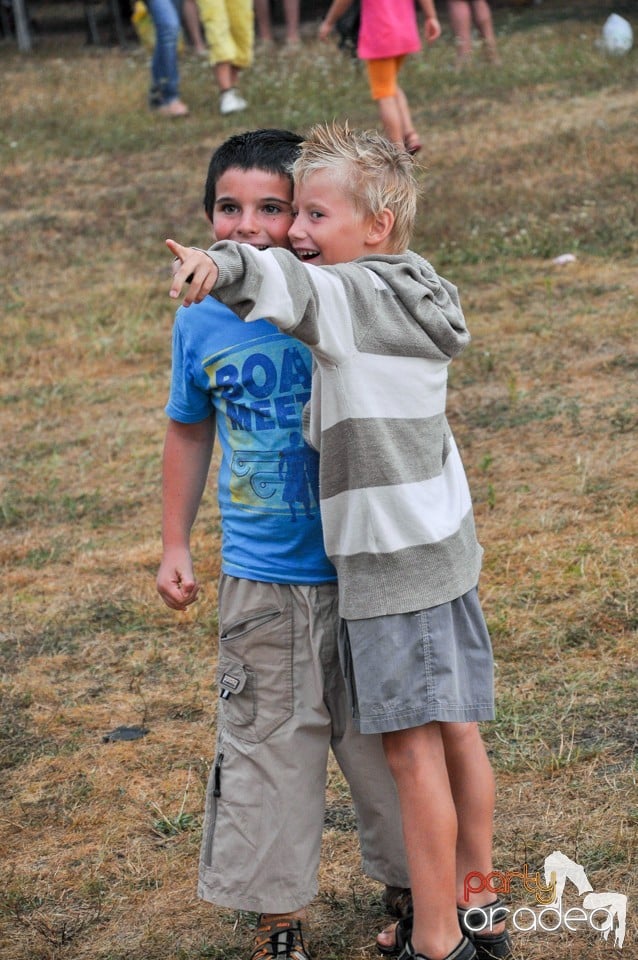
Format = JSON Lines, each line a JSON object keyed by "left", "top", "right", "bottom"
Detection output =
{"left": 544, "top": 850, "right": 627, "bottom": 948}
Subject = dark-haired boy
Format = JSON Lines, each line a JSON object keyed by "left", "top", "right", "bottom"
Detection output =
{"left": 167, "top": 122, "right": 512, "bottom": 960}
{"left": 157, "top": 128, "right": 409, "bottom": 960}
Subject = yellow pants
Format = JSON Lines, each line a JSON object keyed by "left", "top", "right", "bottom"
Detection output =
{"left": 197, "top": 0, "right": 254, "bottom": 68}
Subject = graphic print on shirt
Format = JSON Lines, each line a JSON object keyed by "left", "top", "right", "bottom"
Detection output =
{"left": 204, "top": 336, "right": 318, "bottom": 519}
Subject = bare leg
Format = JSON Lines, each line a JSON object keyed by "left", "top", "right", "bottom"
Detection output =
{"left": 442, "top": 723, "right": 506, "bottom": 942}
{"left": 254, "top": 0, "right": 273, "bottom": 43}
{"left": 383, "top": 724, "right": 463, "bottom": 959}
{"left": 261, "top": 909, "right": 306, "bottom": 922}
{"left": 377, "top": 722, "right": 503, "bottom": 954}
{"left": 182, "top": 0, "right": 206, "bottom": 53}
{"left": 470, "top": 0, "right": 500, "bottom": 63}
{"left": 214, "top": 61, "right": 240, "bottom": 92}
{"left": 283, "top": 0, "right": 300, "bottom": 44}
{"left": 441, "top": 723, "right": 497, "bottom": 904}
{"left": 376, "top": 95, "right": 404, "bottom": 149}
{"left": 447, "top": 0, "right": 473, "bottom": 68}
{"left": 396, "top": 85, "right": 421, "bottom": 153}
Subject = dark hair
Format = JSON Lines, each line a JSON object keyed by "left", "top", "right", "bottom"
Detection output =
{"left": 203, "top": 129, "right": 303, "bottom": 218}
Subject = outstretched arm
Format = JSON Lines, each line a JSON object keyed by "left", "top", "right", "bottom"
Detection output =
{"left": 167, "top": 238, "right": 219, "bottom": 306}
{"left": 166, "top": 237, "right": 315, "bottom": 335}
{"left": 165, "top": 237, "right": 347, "bottom": 361}
{"left": 157, "top": 417, "right": 214, "bottom": 611}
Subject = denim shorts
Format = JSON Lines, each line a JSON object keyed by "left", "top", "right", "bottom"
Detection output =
{"left": 338, "top": 587, "right": 495, "bottom": 734}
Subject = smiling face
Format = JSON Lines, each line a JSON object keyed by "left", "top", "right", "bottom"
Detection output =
{"left": 211, "top": 167, "right": 294, "bottom": 249}
{"left": 288, "top": 168, "right": 380, "bottom": 266}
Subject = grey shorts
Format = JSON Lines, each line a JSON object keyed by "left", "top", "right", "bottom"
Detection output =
{"left": 339, "top": 587, "right": 495, "bottom": 734}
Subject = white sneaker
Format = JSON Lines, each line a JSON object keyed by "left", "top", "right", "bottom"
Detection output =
{"left": 219, "top": 88, "right": 247, "bottom": 115}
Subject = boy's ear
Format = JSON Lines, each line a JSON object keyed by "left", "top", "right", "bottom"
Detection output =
{"left": 205, "top": 211, "right": 217, "bottom": 239}
{"left": 366, "top": 208, "right": 395, "bottom": 248}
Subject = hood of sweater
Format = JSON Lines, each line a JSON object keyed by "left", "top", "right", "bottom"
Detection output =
{"left": 346, "top": 250, "right": 471, "bottom": 361}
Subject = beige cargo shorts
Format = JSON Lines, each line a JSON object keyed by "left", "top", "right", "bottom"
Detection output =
{"left": 198, "top": 574, "right": 409, "bottom": 913}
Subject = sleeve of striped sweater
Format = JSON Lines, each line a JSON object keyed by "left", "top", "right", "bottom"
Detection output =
{"left": 206, "top": 240, "right": 470, "bottom": 362}
{"left": 207, "top": 240, "right": 327, "bottom": 347}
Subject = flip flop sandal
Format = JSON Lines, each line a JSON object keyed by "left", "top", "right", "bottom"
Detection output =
{"left": 378, "top": 901, "right": 513, "bottom": 959}
{"left": 471, "top": 930, "right": 513, "bottom": 960}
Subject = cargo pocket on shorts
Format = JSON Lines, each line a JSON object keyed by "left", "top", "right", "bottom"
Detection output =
{"left": 217, "top": 591, "right": 294, "bottom": 744}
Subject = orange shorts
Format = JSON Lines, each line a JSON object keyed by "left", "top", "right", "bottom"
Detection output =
{"left": 365, "top": 56, "right": 406, "bottom": 100}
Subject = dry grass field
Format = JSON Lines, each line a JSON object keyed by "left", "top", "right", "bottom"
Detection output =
{"left": 1, "top": 2, "right": 636, "bottom": 958}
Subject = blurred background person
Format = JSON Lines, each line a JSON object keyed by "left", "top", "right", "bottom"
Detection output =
{"left": 182, "top": 0, "right": 207, "bottom": 55}
{"left": 319, "top": 0, "right": 441, "bottom": 155}
{"left": 197, "top": 0, "right": 254, "bottom": 113}
{"left": 254, "top": 0, "right": 300, "bottom": 46}
{"left": 446, "top": 0, "right": 500, "bottom": 68}
{"left": 145, "top": 0, "right": 189, "bottom": 116}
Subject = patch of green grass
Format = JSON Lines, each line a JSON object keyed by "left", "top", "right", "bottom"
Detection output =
{"left": 463, "top": 393, "right": 582, "bottom": 431}
{"left": 324, "top": 803, "right": 358, "bottom": 833}
{"left": 0, "top": 483, "right": 146, "bottom": 531}
{"left": 152, "top": 811, "right": 197, "bottom": 837}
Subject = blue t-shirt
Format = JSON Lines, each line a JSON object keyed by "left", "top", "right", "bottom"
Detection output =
{"left": 166, "top": 297, "right": 336, "bottom": 585}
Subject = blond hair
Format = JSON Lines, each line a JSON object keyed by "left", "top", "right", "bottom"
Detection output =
{"left": 293, "top": 122, "right": 419, "bottom": 254}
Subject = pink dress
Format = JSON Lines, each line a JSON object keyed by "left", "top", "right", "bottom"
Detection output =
{"left": 358, "top": 0, "right": 422, "bottom": 61}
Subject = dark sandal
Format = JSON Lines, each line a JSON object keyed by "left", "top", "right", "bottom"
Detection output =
{"left": 251, "top": 916, "right": 310, "bottom": 960}
{"left": 378, "top": 915, "right": 412, "bottom": 956}
{"left": 397, "top": 934, "right": 476, "bottom": 960}
{"left": 472, "top": 930, "right": 513, "bottom": 960}
{"left": 383, "top": 886, "right": 413, "bottom": 919}
{"left": 460, "top": 900, "right": 513, "bottom": 960}
{"left": 377, "top": 900, "right": 513, "bottom": 959}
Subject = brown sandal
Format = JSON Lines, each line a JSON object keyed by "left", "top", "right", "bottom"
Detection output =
{"left": 251, "top": 916, "right": 310, "bottom": 960}
{"left": 403, "top": 131, "right": 422, "bottom": 155}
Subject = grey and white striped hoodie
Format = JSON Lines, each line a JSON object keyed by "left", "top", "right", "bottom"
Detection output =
{"left": 207, "top": 241, "right": 484, "bottom": 620}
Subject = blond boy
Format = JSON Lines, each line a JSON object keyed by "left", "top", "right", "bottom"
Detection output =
{"left": 167, "top": 123, "right": 512, "bottom": 960}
